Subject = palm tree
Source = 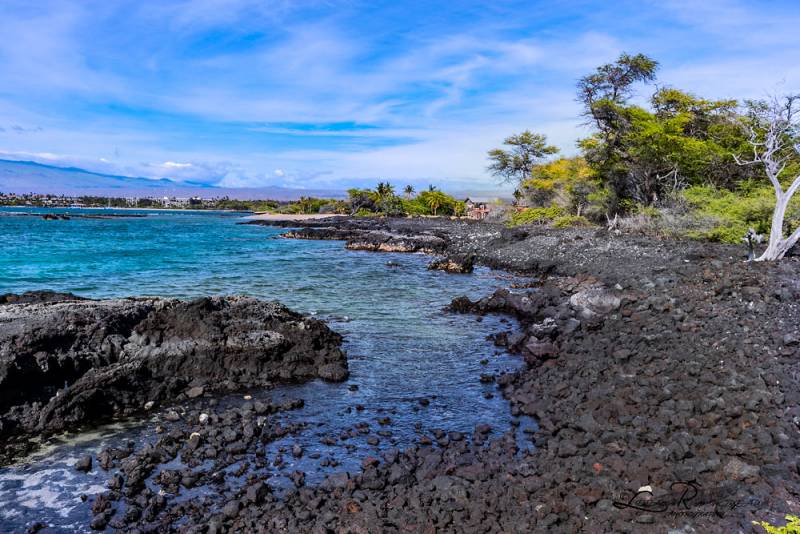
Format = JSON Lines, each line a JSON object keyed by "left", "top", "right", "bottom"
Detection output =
{"left": 428, "top": 184, "right": 438, "bottom": 192}
{"left": 297, "top": 196, "right": 313, "bottom": 214}
{"left": 404, "top": 185, "right": 415, "bottom": 199}
{"left": 374, "top": 181, "right": 395, "bottom": 202}
{"left": 423, "top": 191, "right": 447, "bottom": 216}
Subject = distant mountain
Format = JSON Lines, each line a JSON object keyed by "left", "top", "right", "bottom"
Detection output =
{"left": 0, "top": 159, "right": 345, "bottom": 200}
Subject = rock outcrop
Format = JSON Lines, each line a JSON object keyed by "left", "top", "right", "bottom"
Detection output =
{"left": 0, "top": 292, "right": 347, "bottom": 462}
{"left": 427, "top": 254, "right": 475, "bottom": 273}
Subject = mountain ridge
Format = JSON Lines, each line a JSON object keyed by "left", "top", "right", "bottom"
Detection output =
{"left": 0, "top": 159, "right": 344, "bottom": 200}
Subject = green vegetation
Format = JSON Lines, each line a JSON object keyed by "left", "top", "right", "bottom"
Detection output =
{"left": 521, "top": 156, "right": 605, "bottom": 219}
{"left": 552, "top": 214, "right": 591, "bottom": 228}
{"left": 753, "top": 515, "right": 800, "bottom": 534}
{"left": 488, "top": 131, "right": 559, "bottom": 184}
{"left": 683, "top": 184, "right": 800, "bottom": 243}
{"left": 214, "top": 198, "right": 280, "bottom": 212}
{"left": 275, "top": 197, "right": 347, "bottom": 215}
{"left": 508, "top": 206, "right": 564, "bottom": 226}
{"left": 488, "top": 52, "right": 800, "bottom": 246}
{"left": 347, "top": 183, "right": 464, "bottom": 217}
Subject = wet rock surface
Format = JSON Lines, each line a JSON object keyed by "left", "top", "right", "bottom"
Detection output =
{"left": 246, "top": 217, "right": 450, "bottom": 254}
{"left": 428, "top": 254, "right": 476, "bottom": 274}
{"left": 244, "top": 215, "right": 746, "bottom": 279}
{"left": 219, "top": 216, "right": 800, "bottom": 533}
{"left": 0, "top": 294, "right": 347, "bottom": 463}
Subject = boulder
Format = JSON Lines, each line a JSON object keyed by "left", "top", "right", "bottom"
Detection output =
{"left": 569, "top": 287, "right": 621, "bottom": 318}
{"left": 427, "top": 254, "right": 475, "bottom": 274}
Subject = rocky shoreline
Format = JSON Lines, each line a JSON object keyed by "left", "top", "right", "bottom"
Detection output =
{"left": 3, "top": 215, "right": 799, "bottom": 532}
{"left": 0, "top": 294, "right": 347, "bottom": 465}
{"left": 238, "top": 216, "right": 799, "bottom": 533}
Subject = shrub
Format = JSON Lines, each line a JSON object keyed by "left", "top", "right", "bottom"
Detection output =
{"left": 635, "top": 204, "right": 662, "bottom": 218}
{"left": 508, "top": 206, "right": 565, "bottom": 226}
{"left": 583, "top": 186, "right": 613, "bottom": 222}
{"left": 616, "top": 210, "right": 674, "bottom": 237}
{"left": 319, "top": 200, "right": 349, "bottom": 214}
{"left": 355, "top": 208, "right": 381, "bottom": 217}
{"left": 401, "top": 199, "right": 429, "bottom": 216}
{"left": 377, "top": 196, "right": 405, "bottom": 217}
{"left": 277, "top": 196, "right": 332, "bottom": 214}
{"left": 552, "top": 215, "right": 591, "bottom": 228}
{"left": 753, "top": 515, "right": 800, "bottom": 534}
{"left": 682, "top": 185, "right": 800, "bottom": 243}
{"left": 521, "top": 156, "right": 603, "bottom": 217}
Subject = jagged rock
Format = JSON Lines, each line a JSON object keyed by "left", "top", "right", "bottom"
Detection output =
{"left": 0, "top": 294, "right": 347, "bottom": 463}
{"left": 427, "top": 254, "right": 475, "bottom": 274}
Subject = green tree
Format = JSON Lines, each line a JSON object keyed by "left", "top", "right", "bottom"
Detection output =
{"left": 577, "top": 53, "right": 658, "bottom": 109}
{"left": 297, "top": 196, "right": 313, "bottom": 214}
{"left": 522, "top": 156, "right": 603, "bottom": 217}
{"left": 404, "top": 185, "right": 415, "bottom": 199}
{"left": 488, "top": 131, "right": 559, "bottom": 184}
{"left": 577, "top": 53, "right": 754, "bottom": 209}
{"left": 577, "top": 53, "right": 659, "bottom": 206}
{"left": 373, "top": 181, "right": 395, "bottom": 202}
{"left": 419, "top": 190, "right": 448, "bottom": 215}
{"left": 347, "top": 188, "right": 376, "bottom": 214}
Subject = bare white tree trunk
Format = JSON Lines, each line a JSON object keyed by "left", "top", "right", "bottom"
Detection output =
{"left": 737, "top": 94, "right": 800, "bottom": 261}
{"left": 756, "top": 184, "right": 800, "bottom": 260}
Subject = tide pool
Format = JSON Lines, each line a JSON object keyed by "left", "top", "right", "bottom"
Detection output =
{"left": 0, "top": 208, "right": 534, "bottom": 532}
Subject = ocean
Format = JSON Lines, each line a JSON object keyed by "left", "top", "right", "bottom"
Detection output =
{"left": 0, "top": 208, "right": 533, "bottom": 531}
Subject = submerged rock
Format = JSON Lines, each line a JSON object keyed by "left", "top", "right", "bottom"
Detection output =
{"left": 75, "top": 454, "right": 93, "bottom": 472}
{"left": 427, "top": 254, "right": 475, "bottom": 274}
{"left": 0, "top": 293, "right": 347, "bottom": 462}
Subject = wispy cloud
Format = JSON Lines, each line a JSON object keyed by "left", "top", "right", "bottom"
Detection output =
{"left": 0, "top": 0, "right": 797, "bottom": 192}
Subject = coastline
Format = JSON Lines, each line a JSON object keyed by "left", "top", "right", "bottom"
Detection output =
{"left": 0, "top": 205, "right": 249, "bottom": 213}
{"left": 2, "top": 215, "right": 798, "bottom": 532}
{"left": 237, "top": 216, "right": 800, "bottom": 533}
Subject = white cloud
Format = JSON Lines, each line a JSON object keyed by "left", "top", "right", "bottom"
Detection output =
{"left": 0, "top": 0, "right": 798, "bottom": 194}
{"left": 162, "top": 161, "right": 193, "bottom": 168}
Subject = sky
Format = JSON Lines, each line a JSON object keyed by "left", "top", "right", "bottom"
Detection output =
{"left": 0, "top": 0, "right": 798, "bottom": 194}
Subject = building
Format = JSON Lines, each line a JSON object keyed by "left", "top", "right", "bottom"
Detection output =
{"left": 464, "top": 198, "right": 491, "bottom": 220}
{"left": 513, "top": 197, "right": 531, "bottom": 212}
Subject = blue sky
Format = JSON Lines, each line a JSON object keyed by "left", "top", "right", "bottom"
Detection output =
{"left": 0, "top": 0, "right": 798, "bottom": 193}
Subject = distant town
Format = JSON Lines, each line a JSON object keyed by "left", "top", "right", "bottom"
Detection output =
{"left": 0, "top": 190, "right": 500, "bottom": 220}
{"left": 0, "top": 192, "right": 279, "bottom": 212}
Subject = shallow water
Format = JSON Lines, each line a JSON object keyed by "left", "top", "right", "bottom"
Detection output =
{"left": 0, "top": 208, "right": 535, "bottom": 531}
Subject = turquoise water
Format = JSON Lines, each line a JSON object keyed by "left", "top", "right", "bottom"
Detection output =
{"left": 0, "top": 208, "right": 532, "bottom": 532}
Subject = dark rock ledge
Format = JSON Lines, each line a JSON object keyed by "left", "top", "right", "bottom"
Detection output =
{"left": 0, "top": 292, "right": 347, "bottom": 464}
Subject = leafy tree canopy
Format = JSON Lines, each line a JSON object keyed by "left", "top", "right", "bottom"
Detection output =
{"left": 576, "top": 54, "right": 756, "bottom": 208}
{"left": 487, "top": 131, "right": 559, "bottom": 184}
